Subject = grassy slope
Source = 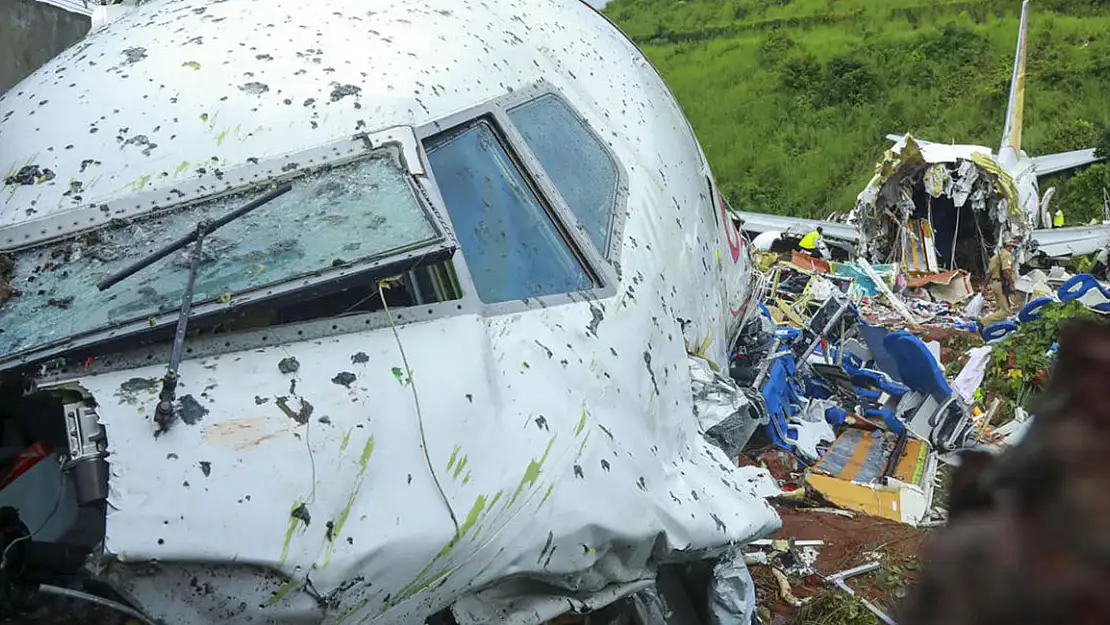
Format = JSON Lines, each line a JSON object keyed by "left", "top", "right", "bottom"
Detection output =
{"left": 603, "top": 0, "right": 1110, "bottom": 222}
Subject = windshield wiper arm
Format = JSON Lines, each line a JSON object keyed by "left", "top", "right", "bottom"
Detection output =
{"left": 97, "top": 183, "right": 293, "bottom": 291}
{"left": 97, "top": 183, "right": 292, "bottom": 434}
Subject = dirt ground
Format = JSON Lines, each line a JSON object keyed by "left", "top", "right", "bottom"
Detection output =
{"left": 739, "top": 443, "right": 937, "bottom": 625}
{"left": 751, "top": 507, "right": 930, "bottom": 624}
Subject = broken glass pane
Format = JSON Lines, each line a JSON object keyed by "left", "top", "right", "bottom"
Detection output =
{"left": 425, "top": 119, "right": 594, "bottom": 304}
{"left": 0, "top": 151, "right": 440, "bottom": 360}
{"left": 508, "top": 94, "right": 619, "bottom": 254}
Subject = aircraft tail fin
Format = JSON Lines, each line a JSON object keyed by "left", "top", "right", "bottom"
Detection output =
{"left": 1000, "top": 0, "right": 1031, "bottom": 155}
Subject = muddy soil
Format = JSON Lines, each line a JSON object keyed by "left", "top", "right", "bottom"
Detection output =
{"left": 752, "top": 507, "right": 930, "bottom": 624}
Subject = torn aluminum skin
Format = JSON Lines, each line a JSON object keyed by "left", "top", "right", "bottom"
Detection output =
{"left": 851, "top": 135, "right": 1035, "bottom": 267}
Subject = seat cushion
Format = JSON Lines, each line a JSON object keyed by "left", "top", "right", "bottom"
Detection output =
{"left": 883, "top": 331, "right": 952, "bottom": 400}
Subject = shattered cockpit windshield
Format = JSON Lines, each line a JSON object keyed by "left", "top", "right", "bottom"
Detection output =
{"left": 0, "top": 150, "right": 443, "bottom": 362}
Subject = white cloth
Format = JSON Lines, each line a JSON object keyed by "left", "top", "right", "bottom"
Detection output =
{"left": 952, "top": 346, "right": 993, "bottom": 403}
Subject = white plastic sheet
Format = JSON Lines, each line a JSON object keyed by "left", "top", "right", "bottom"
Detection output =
{"left": 952, "top": 346, "right": 993, "bottom": 403}
{"left": 789, "top": 398, "right": 837, "bottom": 462}
{"left": 963, "top": 293, "right": 987, "bottom": 319}
{"left": 708, "top": 550, "right": 758, "bottom": 625}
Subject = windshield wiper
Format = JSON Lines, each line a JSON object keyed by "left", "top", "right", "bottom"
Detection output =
{"left": 97, "top": 183, "right": 292, "bottom": 434}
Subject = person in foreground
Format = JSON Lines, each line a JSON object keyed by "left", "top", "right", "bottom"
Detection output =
{"left": 898, "top": 317, "right": 1110, "bottom": 625}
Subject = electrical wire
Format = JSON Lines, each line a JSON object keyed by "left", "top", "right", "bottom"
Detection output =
{"left": 39, "top": 584, "right": 155, "bottom": 625}
{"left": 0, "top": 460, "right": 155, "bottom": 625}
{"left": 0, "top": 459, "right": 65, "bottom": 575}
{"left": 378, "top": 280, "right": 460, "bottom": 538}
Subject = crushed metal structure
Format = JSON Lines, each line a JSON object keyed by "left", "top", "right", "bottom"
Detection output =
{"left": 851, "top": 136, "right": 1029, "bottom": 278}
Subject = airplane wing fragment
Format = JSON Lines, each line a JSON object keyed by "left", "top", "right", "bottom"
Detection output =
{"left": 1030, "top": 148, "right": 1104, "bottom": 176}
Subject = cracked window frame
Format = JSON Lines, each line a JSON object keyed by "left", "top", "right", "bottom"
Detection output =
{"left": 0, "top": 137, "right": 462, "bottom": 370}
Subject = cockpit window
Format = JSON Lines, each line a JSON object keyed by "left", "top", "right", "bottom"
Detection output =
{"left": 507, "top": 93, "right": 619, "bottom": 255}
{"left": 425, "top": 119, "right": 594, "bottom": 304}
{"left": 0, "top": 151, "right": 443, "bottom": 360}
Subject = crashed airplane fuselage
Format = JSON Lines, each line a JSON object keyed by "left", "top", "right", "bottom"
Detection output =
{"left": 0, "top": 0, "right": 777, "bottom": 623}
{"left": 852, "top": 0, "right": 1103, "bottom": 274}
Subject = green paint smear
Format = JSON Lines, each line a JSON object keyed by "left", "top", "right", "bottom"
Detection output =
{"left": 323, "top": 436, "right": 375, "bottom": 568}
{"left": 340, "top": 429, "right": 352, "bottom": 453}
{"left": 575, "top": 410, "right": 588, "bottom": 436}
{"left": 452, "top": 455, "right": 468, "bottom": 480}
{"left": 509, "top": 435, "right": 556, "bottom": 508}
{"left": 538, "top": 482, "right": 556, "bottom": 508}
{"left": 576, "top": 430, "right": 592, "bottom": 459}
{"left": 336, "top": 597, "right": 369, "bottom": 625}
{"left": 265, "top": 581, "right": 296, "bottom": 606}
{"left": 278, "top": 501, "right": 308, "bottom": 566}
{"left": 132, "top": 174, "right": 151, "bottom": 191}
{"left": 216, "top": 129, "right": 228, "bottom": 146}
{"left": 391, "top": 366, "right": 410, "bottom": 386}
{"left": 400, "top": 494, "right": 489, "bottom": 601}
{"left": 173, "top": 161, "right": 189, "bottom": 177}
{"left": 457, "top": 495, "right": 485, "bottom": 541}
{"left": 446, "top": 445, "right": 460, "bottom": 472}
{"left": 399, "top": 567, "right": 451, "bottom": 601}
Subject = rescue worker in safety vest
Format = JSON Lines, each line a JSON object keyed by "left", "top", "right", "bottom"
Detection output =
{"left": 982, "top": 240, "right": 1017, "bottom": 324}
{"left": 1053, "top": 208, "right": 1065, "bottom": 228}
{"left": 798, "top": 227, "right": 823, "bottom": 254}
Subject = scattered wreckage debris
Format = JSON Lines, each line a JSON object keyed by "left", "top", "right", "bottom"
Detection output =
{"left": 720, "top": 234, "right": 1110, "bottom": 624}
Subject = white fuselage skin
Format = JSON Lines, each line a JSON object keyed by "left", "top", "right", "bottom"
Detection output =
{"left": 997, "top": 145, "right": 1042, "bottom": 230}
{"left": 0, "top": 1, "right": 776, "bottom": 624}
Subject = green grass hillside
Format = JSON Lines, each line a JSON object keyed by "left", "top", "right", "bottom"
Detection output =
{"left": 603, "top": 0, "right": 1110, "bottom": 223}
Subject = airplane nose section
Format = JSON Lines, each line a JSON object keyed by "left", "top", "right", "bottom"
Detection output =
{"left": 76, "top": 308, "right": 777, "bottom": 624}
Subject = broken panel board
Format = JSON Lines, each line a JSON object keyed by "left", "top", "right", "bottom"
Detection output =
{"left": 805, "top": 428, "right": 936, "bottom": 526}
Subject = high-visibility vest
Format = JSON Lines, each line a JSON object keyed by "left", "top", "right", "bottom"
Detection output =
{"left": 1053, "top": 209, "right": 1064, "bottom": 227}
{"left": 799, "top": 230, "right": 821, "bottom": 249}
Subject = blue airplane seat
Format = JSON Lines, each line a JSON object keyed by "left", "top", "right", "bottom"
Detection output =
{"left": 882, "top": 331, "right": 973, "bottom": 452}
{"left": 885, "top": 331, "right": 950, "bottom": 400}
{"left": 1018, "top": 295, "right": 1056, "bottom": 324}
{"left": 856, "top": 319, "right": 903, "bottom": 383}
{"left": 825, "top": 406, "right": 847, "bottom": 427}
{"left": 775, "top": 326, "right": 802, "bottom": 345}
{"left": 804, "top": 376, "right": 836, "bottom": 400}
{"left": 850, "top": 369, "right": 909, "bottom": 398}
{"left": 863, "top": 407, "right": 906, "bottom": 436}
{"left": 760, "top": 356, "right": 801, "bottom": 451}
{"left": 981, "top": 320, "right": 1019, "bottom": 343}
{"left": 1058, "top": 273, "right": 1100, "bottom": 302}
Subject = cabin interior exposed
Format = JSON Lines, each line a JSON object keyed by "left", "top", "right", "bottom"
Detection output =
{"left": 861, "top": 158, "right": 1004, "bottom": 281}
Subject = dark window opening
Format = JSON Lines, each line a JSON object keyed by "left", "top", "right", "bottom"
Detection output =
{"left": 507, "top": 93, "right": 620, "bottom": 255}
{"left": 424, "top": 117, "right": 596, "bottom": 304}
{"left": 37, "top": 257, "right": 463, "bottom": 371}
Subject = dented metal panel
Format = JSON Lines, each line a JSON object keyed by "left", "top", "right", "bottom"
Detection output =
{"left": 79, "top": 311, "right": 778, "bottom": 625}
